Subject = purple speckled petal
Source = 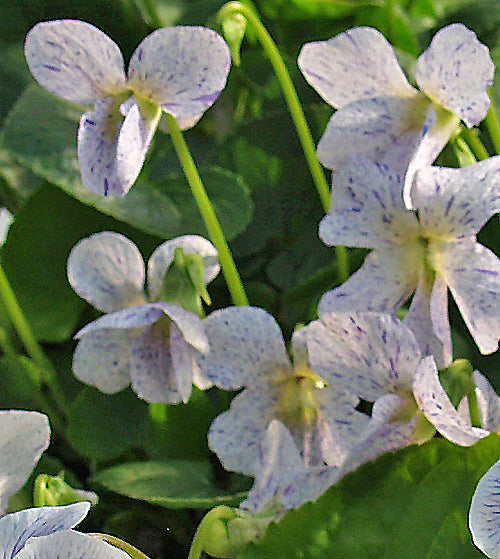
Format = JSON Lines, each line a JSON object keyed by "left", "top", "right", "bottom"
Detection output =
{"left": 160, "top": 303, "right": 208, "bottom": 354}
{"left": 24, "top": 20, "right": 126, "bottom": 105}
{"left": 128, "top": 26, "right": 230, "bottom": 128}
{"left": 77, "top": 98, "right": 126, "bottom": 196}
{"left": 317, "top": 95, "right": 426, "bottom": 171}
{"left": 0, "top": 411, "right": 50, "bottom": 512}
{"left": 0, "top": 503, "right": 90, "bottom": 559}
{"left": 436, "top": 240, "right": 500, "bottom": 355}
{"left": 318, "top": 248, "right": 420, "bottom": 316}
{"left": 469, "top": 458, "right": 500, "bottom": 558}
{"left": 413, "top": 356, "right": 488, "bottom": 446}
{"left": 473, "top": 371, "right": 500, "bottom": 432}
{"left": 404, "top": 273, "right": 452, "bottom": 369}
{"left": 130, "top": 321, "right": 191, "bottom": 403}
{"left": 283, "top": 465, "right": 339, "bottom": 511}
{"left": 147, "top": 235, "right": 219, "bottom": 301}
{"left": 17, "top": 531, "right": 130, "bottom": 559}
{"left": 320, "top": 157, "right": 420, "bottom": 249}
{"left": 208, "top": 386, "right": 278, "bottom": 476}
{"left": 67, "top": 232, "right": 146, "bottom": 313}
{"left": 307, "top": 312, "right": 422, "bottom": 401}
{"left": 197, "top": 306, "right": 291, "bottom": 390}
{"left": 416, "top": 24, "right": 494, "bottom": 127}
{"left": 411, "top": 156, "right": 500, "bottom": 237}
{"left": 72, "top": 329, "right": 134, "bottom": 393}
{"left": 298, "top": 27, "right": 415, "bottom": 108}
{"left": 75, "top": 303, "right": 164, "bottom": 338}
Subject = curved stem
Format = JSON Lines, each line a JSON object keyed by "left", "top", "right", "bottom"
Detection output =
{"left": 164, "top": 114, "right": 249, "bottom": 306}
{"left": 460, "top": 128, "right": 489, "bottom": 161}
{"left": 486, "top": 90, "right": 500, "bottom": 155}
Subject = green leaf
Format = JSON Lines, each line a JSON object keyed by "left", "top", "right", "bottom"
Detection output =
{"left": 66, "top": 387, "right": 149, "bottom": 461}
{"left": 1, "top": 84, "right": 253, "bottom": 241}
{"left": 93, "top": 460, "right": 251, "bottom": 509}
{"left": 240, "top": 435, "right": 500, "bottom": 559}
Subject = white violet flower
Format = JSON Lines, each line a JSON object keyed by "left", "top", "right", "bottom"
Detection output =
{"left": 25, "top": 20, "right": 230, "bottom": 196}
{"left": 67, "top": 231, "right": 219, "bottom": 403}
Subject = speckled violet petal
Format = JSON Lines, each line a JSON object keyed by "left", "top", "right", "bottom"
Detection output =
{"left": 413, "top": 355, "right": 488, "bottom": 446}
{"left": 75, "top": 303, "right": 164, "bottom": 338}
{"left": 208, "top": 386, "right": 278, "bottom": 476}
{"left": 24, "top": 20, "right": 126, "bottom": 105}
{"left": 241, "top": 420, "right": 304, "bottom": 513}
{"left": 318, "top": 248, "right": 419, "bottom": 316}
{"left": 284, "top": 466, "right": 339, "bottom": 511}
{"left": 197, "top": 306, "right": 291, "bottom": 390}
{"left": 307, "top": 312, "right": 422, "bottom": 401}
{"left": 77, "top": 97, "right": 126, "bottom": 196}
{"left": 411, "top": 156, "right": 500, "bottom": 237}
{"left": 147, "top": 235, "right": 219, "bottom": 300}
{"left": 0, "top": 503, "right": 90, "bottom": 559}
{"left": 0, "top": 411, "right": 50, "bottom": 512}
{"left": 160, "top": 303, "right": 208, "bottom": 354}
{"left": 470, "top": 458, "right": 500, "bottom": 559}
{"left": 72, "top": 329, "right": 134, "bottom": 393}
{"left": 404, "top": 273, "right": 452, "bottom": 369}
{"left": 67, "top": 231, "right": 146, "bottom": 313}
{"left": 291, "top": 327, "right": 309, "bottom": 370}
{"left": 298, "top": 27, "right": 415, "bottom": 108}
{"left": 115, "top": 97, "right": 161, "bottom": 194}
{"left": 317, "top": 95, "right": 425, "bottom": 171}
{"left": 320, "top": 157, "right": 420, "bottom": 249}
{"left": 17, "top": 531, "right": 130, "bottom": 559}
{"left": 437, "top": 240, "right": 500, "bottom": 355}
{"left": 170, "top": 322, "right": 200, "bottom": 401}
{"left": 128, "top": 26, "right": 230, "bottom": 127}
{"left": 473, "top": 371, "right": 500, "bottom": 432}
{"left": 0, "top": 208, "right": 13, "bottom": 246}
{"left": 416, "top": 24, "right": 494, "bottom": 127}
{"left": 130, "top": 322, "right": 189, "bottom": 403}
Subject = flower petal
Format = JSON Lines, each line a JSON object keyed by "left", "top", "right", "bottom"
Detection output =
{"left": 473, "top": 371, "right": 500, "bottom": 432}
{"left": 0, "top": 503, "right": 90, "bottom": 559}
{"left": 416, "top": 24, "right": 494, "bottom": 127}
{"left": 18, "top": 531, "right": 130, "bottom": 559}
{"left": 307, "top": 312, "right": 422, "bottom": 401}
{"left": 24, "top": 19, "right": 126, "bottom": 105}
{"left": 147, "top": 235, "right": 219, "bottom": 301}
{"left": 412, "top": 156, "right": 500, "bottom": 238}
{"left": 298, "top": 27, "right": 415, "bottom": 108}
{"left": 413, "top": 355, "right": 488, "bottom": 446}
{"left": 67, "top": 231, "right": 146, "bottom": 313}
{"left": 128, "top": 26, "right": 230, "bottom": 128}
{"left": 470, "top": 458, "right": 500, "bottom": 559}
{"left": 318, "top": 248, "right": 419, "bottom": 316}
{"left": 317, "top": 95, "right": 426, "bottom": 170}
{"left": 0, "top": 411, "right": 50, "bottom": 512}
{"left": 161, "top": 304, "right": 209, "bottom": 354}
{"left": 197, "top": 306, "right": 290, "bottom": 390}
{"left": 72, "top": 329, "right": 134, "bottom": 393}
{"left": 209, "top": 387, "right": 278, "bottom": 476}
{"left": 436, "top": 240, "right": 500, "bottom": 354}
{"left": 319, "top": 157, "right": 420, "bottom": 249}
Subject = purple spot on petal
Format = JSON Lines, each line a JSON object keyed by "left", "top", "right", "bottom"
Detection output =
{"left": 103, "top": 178, "right": 109, "bottom": 196}
{"left": 42, "top": 64, "right": 61, "bottom": 72}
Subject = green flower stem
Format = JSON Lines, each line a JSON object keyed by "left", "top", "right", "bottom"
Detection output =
{"left": 460, "top": 128, "right": 489, "bottom": 161}
{"left": 0, "top": 262, "right": 70, "bottom": 417}
{"left": 468, "top": 389, "right": 482, "bottom": 429}
{"left": 164, "top": 113, "right": 249, "bottom": 306}
{"left": 486, "top": 90, "right": 500, "bottom": 155}
{"left": 218, "top": 2, "right": 349, "bottom": 281}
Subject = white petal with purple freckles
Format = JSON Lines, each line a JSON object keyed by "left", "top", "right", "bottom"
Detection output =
{"left": 67, "top": 232, "right": 146, "bottom": 313}
{"left": 72, "top": 329, "right": 135, "bottom": 393}
{"left": 148, "top": 235, "right": 219, "bottom": 300}
{"left": 473, "top": 371, "right": 500, "bottom": 432}
{"left": 128, "top": 26, "right": 230, "bottom": 128}
{"left": 470, "top": 458, "right": 500, "bottom": 559}
{"left": 413, "top": 356, "right": 488, "bottom": 446}
{"left": 416, "top": 24, "right": 494, "bottom": 127}
{"left": 0, "top": 411, "right": 50, "bottom": 512}
{"left": 198, "top": 306, "right": 291, "bottom": 390}
{"left": 298, "top": 27, "right": 415, "bottom": 108}
{"left": 161, "top": 304, "right": 209, "bottom": 354}
{"left": 24, "top": 20, "right": 126, "bottom": 106}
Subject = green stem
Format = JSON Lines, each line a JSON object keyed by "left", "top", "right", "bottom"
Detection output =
{"left": 460, "top": 128, "right": 489, "bottom": 161}
{"left": 385, "top": 0, "right": 397, "bottom": 45}
{"left": 486, "top": 89, "right": 500, "bottom": 155}
{"left": 0, "top": 262, "right": 70, "bottom": 417}
{"left": 468, "top": 389, "right": 482, "bottom": 428}
{"left": 164, "top": 114, "right": 249, "bottom": 306}
{"left": 218, "top": 2, "right": 349, "bottom": 281}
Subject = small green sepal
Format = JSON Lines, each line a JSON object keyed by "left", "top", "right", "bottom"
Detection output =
{"left": 33, "top": 473, "right": 98, "bottom": 507}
